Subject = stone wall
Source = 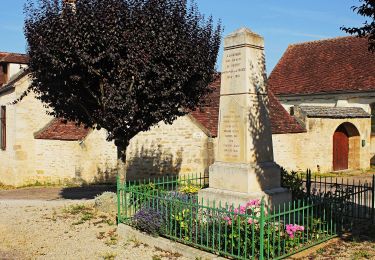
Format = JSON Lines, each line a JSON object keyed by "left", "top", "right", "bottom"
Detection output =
{"left": 0, "top": 75, "right": 119, "bottom": 186}
{"left": 0, "top": 74, "right": 215, "bottom": 186}
{"left": 273, "top": 117, "right": 371, "bottom": 173}
{"left": 277, "top": 92, "right": 375, "bottom": 161}
{"left": 125, "top": 115, "right": 215, "bottom": 181}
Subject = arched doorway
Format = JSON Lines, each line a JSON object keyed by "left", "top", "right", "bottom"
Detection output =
{"left": 333, "top": 123, "right": 360, "bottom": 171}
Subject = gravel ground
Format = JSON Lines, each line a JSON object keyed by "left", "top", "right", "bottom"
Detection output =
{"left": 0, "top": 199, "right": 189, "bottom": 260}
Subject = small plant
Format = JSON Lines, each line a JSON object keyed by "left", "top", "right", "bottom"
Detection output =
{"left": 105, "top": 235, "right": 118, "bottom": 246}
{"left": 172, "top": 208, "right": 191, "bottom": 240}
{"left": 179, "top": 184, "right": 201, "bottom": 195}
{"left": 63, "top": 204, "right": 88, "bottom": 215}
{"left": 285, "top": 224, "right": 305, "bottom": 249}
{"left": 280, "top": 168, "right": 305, "bottom": 200}
{"left": 129, "top": 237, "right": 143, "bottom": 248}
{"left": 152, "top": 256, "right": 162, "bottom": 260}
{"left": 352, "top": 250, "right": 371, "bottom": 259}
{"left": 0, "top": 182, "right": 15, "bottom": 190}
{"left": 101, "top": 251, "right": 117, "bottom": 260}
{"left": 133, "top": 207, "right": 164, "bottom": 236}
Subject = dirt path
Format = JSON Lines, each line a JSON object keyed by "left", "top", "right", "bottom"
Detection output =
{"left": 0, "top": 199, "right": 188, "bottom": 260}
{"left": 0, "top": 185, "right": 116, "bottom": 200}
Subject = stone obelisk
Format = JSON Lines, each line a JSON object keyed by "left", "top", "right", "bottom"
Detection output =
{"left": 199, "top": 28, "right": 291, "bottom": 207}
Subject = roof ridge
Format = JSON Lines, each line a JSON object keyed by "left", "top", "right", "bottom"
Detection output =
{"left": 288, "top": 35, "right": 357, "bottom": 47}
{"left": 0, "top": 51, "right": 27, "bottom": 56}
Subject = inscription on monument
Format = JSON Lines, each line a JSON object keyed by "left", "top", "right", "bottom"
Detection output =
{"left": 222, "top": 51, "right": 246, "bottom": 80}
{"left": 219, "top": 104, "right": 244, "bottom": 163}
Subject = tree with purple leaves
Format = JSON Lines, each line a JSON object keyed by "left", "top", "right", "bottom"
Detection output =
{"left": 23, "top": 0, "right": 221, "bottom": 176}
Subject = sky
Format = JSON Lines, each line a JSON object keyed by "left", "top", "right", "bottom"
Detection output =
{"left": 0, "top": 0, "right": 365, "bottom": 73}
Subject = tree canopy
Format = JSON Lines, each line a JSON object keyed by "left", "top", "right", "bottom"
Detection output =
{"left": 24, "top": 0, "right": 221, "bottom": 161}
{"left": 341, "top": 0, "right": 375, "bottom": 52}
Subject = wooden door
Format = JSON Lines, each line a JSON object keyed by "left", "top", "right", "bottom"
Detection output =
{"left": 333, "top": 126, "right": 349, "bottom": 171}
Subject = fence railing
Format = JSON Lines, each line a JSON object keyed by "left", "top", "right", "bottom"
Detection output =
{"left": 296, "top": 170, "right": 375, "bottom": 222}
{"left": 117, "top": 174, "right": 338, "bottom": 260}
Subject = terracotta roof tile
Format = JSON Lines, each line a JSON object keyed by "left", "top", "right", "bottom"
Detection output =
{"left": 35, "top": 75, "right": 304, "bottom": 140}
{"left": 268, "top": 92, "right": 306, "bottom": 134}
{"left": 34, "top": 119, "right": 90, "bottom": 141}
{"left": 190, "top": 75, "right": 305, "bottom": 136}
{"left": 0, "top": 52, "right": 29, "bottom": 64}
{"left": 268, "top": 36, "right": 375, "bottom": 95}
{"left": 190, "top": 75, "right": 220, "bottom": 137}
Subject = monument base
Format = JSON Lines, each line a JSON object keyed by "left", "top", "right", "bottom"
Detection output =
{"left": 198, "top": 161, "right": 291, "bottom": 209}
{"left": 198, "top": 187, "right": 291, "bottom": 209}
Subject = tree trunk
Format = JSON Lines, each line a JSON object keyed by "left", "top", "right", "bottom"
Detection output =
{"left": 117, "top": 145, "right": 127, "bottom": 182}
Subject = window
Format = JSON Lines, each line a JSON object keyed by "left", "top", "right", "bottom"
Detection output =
{"left": 371, "top": 103, "right": 375, "bottom": 134}
{"left": 0, "top": 106, "right": 5, "bottom": 150}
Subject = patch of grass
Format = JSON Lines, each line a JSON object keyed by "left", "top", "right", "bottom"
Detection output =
{"left": 154, "top": 246, "right": 182, "bottom": 258}
{"left": 129, "top": 237, "right": 142, "bottom": 248}
{"left": 72, "top": 219, "right": 85, "bottom": 225}
{"left": 0, "top": 182, "right": 15, "bottom": 190}
{"left": 81, "top": 212, "right": 94, "bottom": 221}
{"left": 63, "top": 204, "right": 88, "bottom": 215}
{"left": 352, "top": 250, "right": 371, "bottom": 259}
{"left": 101, "top": 251, "right": 117, "bottom": 260}
{"left": 97, "top": 232, "right": 106, "bottom": 240}
{"left": 152, "top": 256, "right": 162, "bottom": 260}
{"left": 105, "top": 232, "right": 118, "bottom": 246}
{"left": 316, "top": 248, "right": 327, "bottom": 254}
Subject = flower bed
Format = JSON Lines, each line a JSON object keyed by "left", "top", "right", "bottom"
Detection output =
{"left": 117, "top": 175, "right": 338, "bottom": 259}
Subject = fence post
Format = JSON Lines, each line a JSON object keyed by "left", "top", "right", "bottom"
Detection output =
{"left": 372, "top": 175, "right": 375, "bottom": 224}
{"left": 306, "top": 169, "right": 311, "bottom": 197}
{"left": 116, "top": 174, "right": 121, "bottom": 224}
{"left": 259, "top": 198, "right": 265, "bottom": 260}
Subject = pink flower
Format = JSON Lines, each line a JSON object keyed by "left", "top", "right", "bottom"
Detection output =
{"left": 285, "top": 224, "right": 304, "bottom": 239}
{"left": 248, "top": 218, "right": 253, "bottom": 224}
{"left": 246, "top": 199, "right": 261, "bottom": 207}
{"left": 223, "top": 216, "right": 232, "bottom": 225}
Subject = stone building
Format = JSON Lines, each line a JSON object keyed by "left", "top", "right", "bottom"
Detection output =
{"left": 0, "top": 52, "right": 302, "bottom": 186}
{"left": 1, "top": 35, "right": 372, "bottom": 186}
{"left": 268, "top": 36, "right": 375, "bottom": 172}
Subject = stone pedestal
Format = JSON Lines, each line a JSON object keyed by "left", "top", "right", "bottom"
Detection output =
{"left": 198, "top": 28, "right": 291, "bottom": 208}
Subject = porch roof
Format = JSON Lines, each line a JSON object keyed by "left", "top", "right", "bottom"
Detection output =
{"left": 298, "top": 106, "right": 370, "bottom": 119}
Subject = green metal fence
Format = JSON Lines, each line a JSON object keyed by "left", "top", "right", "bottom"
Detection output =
{"left": 117, "top": 174, "right": 338, "bottom": 259}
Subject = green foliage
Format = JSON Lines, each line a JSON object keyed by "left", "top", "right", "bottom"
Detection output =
{"left": 172, "top": 208, "right": 191, "bottom": 240}
{"left": 341, "top": 0, "right": 375, "bottom": 52}
{"left": 179, "top": 184, "right": 201, "bottom": 195}
{"left": 280, "top": 168, "right": 306, "bottom": 200}
{"left": 24, "top": 0, "right": 222, "bottom": 155}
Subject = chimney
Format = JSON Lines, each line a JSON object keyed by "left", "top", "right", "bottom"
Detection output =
{"left": 0, "top": 63, "right": 8, "bottom": 87}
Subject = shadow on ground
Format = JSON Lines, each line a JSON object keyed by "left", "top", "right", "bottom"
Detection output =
{"left": 59, "top": 185, "right": 116, "bottom": 200}
{"left": 0, "top": 185, "right": 116, "bottom": 200}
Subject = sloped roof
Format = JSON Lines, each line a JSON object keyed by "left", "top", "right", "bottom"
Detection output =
{"left": 35, "top": 74, "right": 305, "bottom": 140}
{"left": 0, "top": 52, "right": 29, "bottom": 64}
{"left": 268, "top": 92, "right": 306, "bottom": 134}
{"left": 34, "top": 119, "right": 90, "bottom": 141}
{"left": 190, "top": 75, "right": 305, "bottom": 136}
{"left": 190, "top": 74, "right": 220, "bottom": 137}
{"left": 268, "top": 36, "right": 375, "bottom": 96}
{"left": 298, "top": 106, "right": 370, "bottom": 119}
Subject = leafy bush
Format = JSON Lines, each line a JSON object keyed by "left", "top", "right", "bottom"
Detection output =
{"left": 280, "top": 168, "right": 306, "bottom": 200}
{"left": 179, "top": 184, "right": 201, "bottom": 195}
{"left": 132, "top": 207, "right": 164, "bottom": 236}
